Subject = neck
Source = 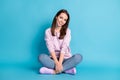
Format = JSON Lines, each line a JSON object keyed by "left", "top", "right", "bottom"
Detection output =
{"left": 55, "top": 26, "right": 61, "bottom": 32}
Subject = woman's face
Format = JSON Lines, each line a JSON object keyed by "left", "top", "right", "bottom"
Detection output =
{"left": 56, "top": 12, "right": 68, "bottom": 27}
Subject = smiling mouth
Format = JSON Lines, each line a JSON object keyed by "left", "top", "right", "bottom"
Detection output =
{"left": 59, "top": 22, "right": 63, "bottom": 25}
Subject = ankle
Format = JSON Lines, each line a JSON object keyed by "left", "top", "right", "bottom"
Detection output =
{"left": 65, "top": 68, "right": 76, "bottom": 75}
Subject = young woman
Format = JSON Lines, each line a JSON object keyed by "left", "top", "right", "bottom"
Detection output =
{"left": 39, "top": 9, "right": 82, "bottom": 75}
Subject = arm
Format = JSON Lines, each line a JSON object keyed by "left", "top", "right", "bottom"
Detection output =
{"left": 50, "top": 52, "right": 59, "bottom": 64}
{"left": 59, "top": 53, "right": 64, "bottom": 64}
{"left": 45, "top": 29, "right": 55, "bottom": 53}
{"left": 61, "top": 29, "right": 71, "bottom": 54}
{"left": 45, "top": 29, "right": 59, "bottom": 63}
{"left": 45, "top": 29, "right": 61, "bottom": 73}
{"left": 51, "top": 51, "right": 64, "bottom": 73}
{"left": 58, "top": 29, "right": 71, "bottom": 71}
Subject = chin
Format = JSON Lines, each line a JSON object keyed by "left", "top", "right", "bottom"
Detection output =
{"left": 58, "top": 25, "right": 62, "bottom": 27}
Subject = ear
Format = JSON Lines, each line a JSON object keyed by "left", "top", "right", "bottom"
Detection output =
{"left": 56, "top": 16, "right": 57, "bottom": 20}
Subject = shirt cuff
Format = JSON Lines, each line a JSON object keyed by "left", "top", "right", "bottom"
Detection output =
{"left": 60, "top": 50, "right": 65, "bottom": 54}
{"left": 48, "top": 48, "right": 55, "bottom": 53}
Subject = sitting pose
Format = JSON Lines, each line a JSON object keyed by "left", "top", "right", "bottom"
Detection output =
{"left": 39, "top": 9, "right": 82, "bottom": 75}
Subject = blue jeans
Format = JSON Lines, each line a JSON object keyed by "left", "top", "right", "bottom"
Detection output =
{"left": 38, "top": 53, "right": 83, "bottom": 72}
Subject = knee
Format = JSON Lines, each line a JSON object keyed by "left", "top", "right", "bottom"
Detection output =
{"left": 73, "top": 54, "right": 83, "bottom": 64}
{"left": 38, "top": 54, "right": 48, "bottom": 62}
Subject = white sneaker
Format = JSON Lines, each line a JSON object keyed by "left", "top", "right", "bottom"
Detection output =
{"left": 39, "top": 67, "right": 55, "bottom": 74}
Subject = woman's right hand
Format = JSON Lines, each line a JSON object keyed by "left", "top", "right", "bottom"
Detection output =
{"left": 55, "top": 62, "right": 63, "bottom": 74}
{"left": 50, "top": 52, "right": 63, "bottom": 73}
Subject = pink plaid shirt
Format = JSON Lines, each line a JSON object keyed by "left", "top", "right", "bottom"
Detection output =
{"left": 45, "top": 28, "right": 72, "bottom": 59}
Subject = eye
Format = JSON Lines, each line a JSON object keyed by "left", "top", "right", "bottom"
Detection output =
{"left": 64, "top": 19, "right": 67, "bottom": 21}
{"left": 60, "top": 16, "right": 63, "bottom": 19}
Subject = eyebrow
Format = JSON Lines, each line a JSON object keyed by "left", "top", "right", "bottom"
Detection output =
{"left": 59, "top": 15, "right": 68, "bottom": 20}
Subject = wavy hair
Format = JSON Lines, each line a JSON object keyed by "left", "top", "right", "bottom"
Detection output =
{"left": 51, "top": 9, "right": 70, "bottom": 39}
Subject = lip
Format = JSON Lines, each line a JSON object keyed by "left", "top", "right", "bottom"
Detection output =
{"left": 58, "top": 22, "right": 63, "bottom": 26}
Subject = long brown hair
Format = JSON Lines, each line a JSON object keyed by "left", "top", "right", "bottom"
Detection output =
{"left": 51, "top": 9, "right": 70, "bottom": 39}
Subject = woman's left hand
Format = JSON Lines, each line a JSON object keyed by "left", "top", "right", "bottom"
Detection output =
{"left": 59, "top": 63, "right": 63, "bottom": 72}
{"left": 55, "top": 62, "right": 63, "bottom": 73}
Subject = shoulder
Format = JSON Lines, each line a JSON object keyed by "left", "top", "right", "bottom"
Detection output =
{"left": 45, "top": 28, "right": 51, "bottom": 34}
{"left": 45, "top": 28, "right": 51, "bottom": 32}
{"left": 66, "top": 28, "right": 71, "bottom": 33}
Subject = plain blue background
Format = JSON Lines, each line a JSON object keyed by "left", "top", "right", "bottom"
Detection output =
{"left": 0, "top": 0, "right": 120, "bottom": 80}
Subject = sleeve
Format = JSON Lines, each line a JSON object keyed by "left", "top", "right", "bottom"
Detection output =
{"left": 45, "top": 29, "right": 55, "bottom": 53}
{"left": 60, "top": 29, "right": 71, "bottom": 54}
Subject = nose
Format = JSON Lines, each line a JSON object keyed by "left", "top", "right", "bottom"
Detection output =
{"left": 61, "top": 19, "right": 65, "bottom": 24}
